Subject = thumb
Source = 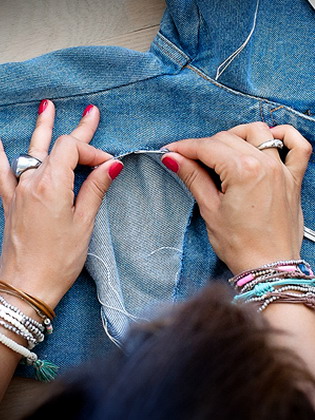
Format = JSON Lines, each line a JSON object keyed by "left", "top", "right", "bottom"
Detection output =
{"left": 74, "top": 159, "right": 124, "bottom": 221}
{"left": 161, "top": 152, "right": 220, "bottom": 210}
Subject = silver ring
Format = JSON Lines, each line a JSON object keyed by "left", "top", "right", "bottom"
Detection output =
{"left": 257, "top": 139, "right": 284, "bottom": 151}
{"left": 11, "top": 153, "right": 42, "bottom": 179}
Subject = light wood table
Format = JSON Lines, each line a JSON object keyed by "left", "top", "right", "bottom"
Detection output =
{"left": 0, "top": 0, "right": 165, "bottom": 418}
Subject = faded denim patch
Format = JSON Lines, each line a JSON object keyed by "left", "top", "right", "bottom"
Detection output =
{"left": 86, "top": 153, "right": 195, "bottom": 344}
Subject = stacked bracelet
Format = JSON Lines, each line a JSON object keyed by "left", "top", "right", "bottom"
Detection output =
{"left": 0, "top": 280, "right": 55, "bottom": 320}
{"left": 229, "top": 260, "right": 315, "bottom": 312}
{"left": 0, "top": 288, "right": 58, "bottom": 382}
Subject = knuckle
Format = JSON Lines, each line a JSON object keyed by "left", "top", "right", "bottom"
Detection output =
{"left": 89, "top": 179, "right": 106, "bottom": 201}
{"left": 181, "top": 168, "right": 200, "bottom": 191}
{"left": 198, "top": 193, "right": 212, "bottom": 212}
{"left": 28, "top": 146, "right": 46, "bottom": 158}
{"left": 16, "top": 179, "right": 31, "bottom": 196}
{"left": 250, "top": 121, "right": 269, "bottom": 130}
{"left": 212, "top": 131, "right": 228, "bottom": 142}
{"left": 300, "top": 141, "right": 313, "bottom": 158}
{"left": 239, "top": 155, "right": 262, "bottom": 176}
{"left": 77, "top": 121, "right": 95, "bottom": 137}
{"left": 75, "top": 208, "right": 93, "bottom": 226}
{"left": 35, "top": 173, "right": 52, "bottom": 195}
{"left": 56, "top": 135, "right": 74, "bottom": 147}
{"left": 279, "top": 124, "right": 295, "bottom": 132}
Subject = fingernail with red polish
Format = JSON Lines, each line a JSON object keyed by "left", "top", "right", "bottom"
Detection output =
{"left": 38, "top": 99, "right": 49, "bottom": 115}
{"left": 82, "top": 104, "right": 94, "bottom": 117}
{"left": 162, "top": 156, "right": 179, "bottom": 173}
{"left": 108, "top": 160, "right": 124, "bottom": 180}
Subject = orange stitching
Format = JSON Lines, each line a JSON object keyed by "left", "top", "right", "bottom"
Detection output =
{"left": 270, "top": 105, "right": 284, "bottom": 113}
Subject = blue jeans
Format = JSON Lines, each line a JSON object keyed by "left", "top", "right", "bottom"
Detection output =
{"left": 0, "top": 0, "right": 313, "bottom": 377}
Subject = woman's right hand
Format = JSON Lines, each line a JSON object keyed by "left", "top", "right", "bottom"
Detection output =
{"left": 161, "top": 123, "right": 312, "bottom": 274}
{"left": 0, "top": 100, "right": 123, "bottom": 309}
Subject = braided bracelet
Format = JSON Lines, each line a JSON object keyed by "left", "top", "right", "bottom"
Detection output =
{"left": 240, "top": 270, "right": 312, "bottom": 294}
{"left": 230, "top": 260, "right": 313, "bottom": 291}
{"left": 230, "top": 260, "right": 315, "bottom": 313}
{"left": 234, "top": 279, "right": 315, "bottom": 302}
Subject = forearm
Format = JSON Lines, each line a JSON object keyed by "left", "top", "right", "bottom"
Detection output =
{"left": 0, "top": 294, "right": 43, "bottom": 401}
{"left": 263, "top": 303, "right": 315, "bottom": 378}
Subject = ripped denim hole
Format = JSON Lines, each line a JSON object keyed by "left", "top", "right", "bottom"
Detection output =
{"left": 86, "top": 152, "right": 195, "bottom": 346}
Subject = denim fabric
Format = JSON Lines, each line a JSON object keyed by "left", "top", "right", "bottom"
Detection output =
{"left": 0, "top": 0, "right": 313, "bottom": 377}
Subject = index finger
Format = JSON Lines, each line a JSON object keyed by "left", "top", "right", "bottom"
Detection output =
{"left": 164, "top": 134, "right": 241, "bottom": 173}
{"left": 270, "top": 125, "right": 312, "bottom": 182}
{"left": 69, "top": 104, "right": 100, "bottom": 143}
{"left": 47, "top": 136, "right": 113, "bottom": 185}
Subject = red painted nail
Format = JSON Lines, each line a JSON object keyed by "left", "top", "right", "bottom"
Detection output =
{"left": 108, "top": 161, "right": 124, "bottom": 180}
{"left": 162, "top": 156, "right": 179, "bottom": 173}
{"left": 82, "top": 104, "right": 94, "bottom": 117}
{"left": 38, "top": 99, "right": 48, "bottom": 115}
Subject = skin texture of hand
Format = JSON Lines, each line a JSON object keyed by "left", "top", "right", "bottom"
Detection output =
{"left": 0, "top": 100, "right": 124, "bottom": 309}
{"left": 162, "top": 122, "right": 312, "bottom": 274}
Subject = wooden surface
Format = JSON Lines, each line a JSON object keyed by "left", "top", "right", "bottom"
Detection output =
{"left": 0, "top": 0, "right": 165, "bottom": 418}
{"left": 0, "top": 0, "right": 165, "bottom": 63}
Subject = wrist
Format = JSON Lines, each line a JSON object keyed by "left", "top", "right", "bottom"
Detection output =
{"left": 228, "top": 253, "right": 302, "bottom": 276}
{"left": 0, "top": 269, "right": 61, "bottom": 310}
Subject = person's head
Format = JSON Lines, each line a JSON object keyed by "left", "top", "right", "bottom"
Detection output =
{"left": 27, "top": 283, "right": 315, "bottom": 419}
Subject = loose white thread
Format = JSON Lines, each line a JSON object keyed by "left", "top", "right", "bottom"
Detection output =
{"left": 147, "top": 247, "right": 182, "bottom": 257}
{"left": 87, "top": 252, "right": 144, "bottom": 322}
{"left": 215, "top": 0, "right": 260, "bottom": 81}
{"left": 101, "top": 311, "right": 123, "bottom": 349}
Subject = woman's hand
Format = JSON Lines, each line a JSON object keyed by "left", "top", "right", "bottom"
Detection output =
{"left": 0, "top": 100, "right": 123, "bottom": 308}
{"left": 162, "top": 122, "right": 312, "bottom": 274}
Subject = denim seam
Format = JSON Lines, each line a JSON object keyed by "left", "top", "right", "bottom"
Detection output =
{"left": 259, "top": 102, "right": 265, "bottom": 122}
{"left": 0, "top": 69, "right": 181, "bottom": 109}
{"left": 184, "top": 64, "right": 315, "bottom": 124}
{"left": 153, "top": 32, "right": 191, "bottom": 67}
{"left": 152, "top": 31, "right": 315, "bottom": 124}
{"left": 269, "top": 105, "right": 286, "bottom": 127}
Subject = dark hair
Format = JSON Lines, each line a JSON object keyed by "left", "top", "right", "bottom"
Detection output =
{"left": 26, "top": 283, "right": 315, "bottom": 420}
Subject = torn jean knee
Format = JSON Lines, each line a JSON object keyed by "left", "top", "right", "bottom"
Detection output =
{"left": 86, "top": 152, "right": 195, "bottom": 344}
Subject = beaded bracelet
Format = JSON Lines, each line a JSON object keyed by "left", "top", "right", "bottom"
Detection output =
{"left": 239, "top": 270, "right": 313, "bottom": 294}
{"left": 0, "top": 304, "right": 45, "bottom": 336}
{"left": 245, "top": 287, "right": 315, "bottom": 312}
{"left": 0, "top": 320, "right": 37, "bottom": 349}
{"left": 234, "top": 279, "right": 315, "bottom": 302}
{"left": 0, "top": 310, "right": 44, "bottom": 345}
{"left": 230, "top": 260, "right": 315, "bottom": 313}
{"left": 230, "top": 260, "right": 313, "bottom": 291}
{"left": 257, "top": 293, "right": 315, "bottom": 312}
{"left": 0, "top": 295, "right": 58, "bottom": 381}
{"left": 0, "top": 292, "right": 53, "bottom": 334}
